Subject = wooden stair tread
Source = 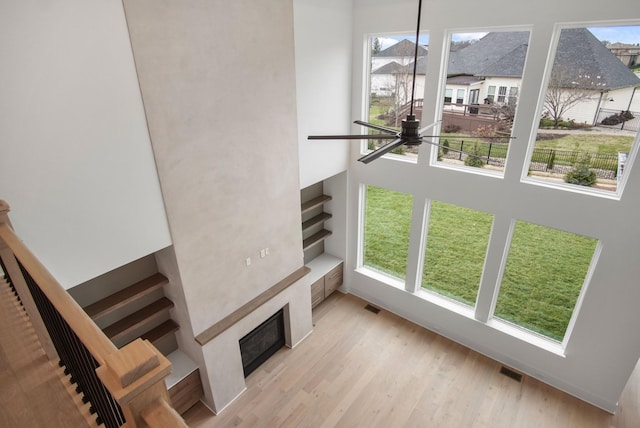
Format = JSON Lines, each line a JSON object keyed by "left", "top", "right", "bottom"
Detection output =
{"left": 84, "top": 273, "right": 168, "bottom": 321}
{"left": 103, "top": 297, "right": 174, "bottom": 342}
{"left": 302, "top": 212, "right": 332, "bottom": 232}
{"left": 141, "top": 319, "right": 179, "bottom": 345}
{"left": 303, "top": 229, "right": 332, "bottom": 250}
{"left": 301, "top": 195, "right": 331, "bottom": 214}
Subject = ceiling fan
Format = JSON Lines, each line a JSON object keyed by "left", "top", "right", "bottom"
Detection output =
{"left": 308, "top": 0, "right": 512, "bottom": 164}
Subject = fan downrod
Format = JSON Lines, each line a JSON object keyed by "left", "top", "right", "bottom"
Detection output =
{"left": 401, "top": 114, "right": 422, "bottom": 146}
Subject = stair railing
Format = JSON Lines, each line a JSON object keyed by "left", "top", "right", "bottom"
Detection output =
{"left": 0, "top": 200, "right": 186, "bottom": 428}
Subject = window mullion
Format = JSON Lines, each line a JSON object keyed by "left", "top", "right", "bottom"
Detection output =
{"left": 474, "top": 215, "right": 513, "bottom": 322}
{"left": 404, "top": 197, "right": 429, "bottom": 293}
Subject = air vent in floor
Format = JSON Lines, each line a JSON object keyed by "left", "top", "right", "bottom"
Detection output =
{"left": 364, "top": 304, "right": 380, "bottom": 314}
{"left": 500, "top": 366, "right": 523, "bottom": 383}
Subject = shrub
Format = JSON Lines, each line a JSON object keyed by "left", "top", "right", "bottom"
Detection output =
{"left": 464, "top": 143, "right": 485, "bottom": 168}
{"left": 602, "top": 110, "right": 635, "bottom": 126}
{"left": 444, "top": 124, "right": 461, "bottom": 133}
{"left": 564, "top": 157, "right": 597, "bottom": 187}
{"left": 546, "top": 150, "right": 556, "bottom": 170}
{"left": 442, "top": 139, "right": 450, "bottom": 155}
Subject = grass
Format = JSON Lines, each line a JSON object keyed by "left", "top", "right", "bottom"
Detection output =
{"left": 495, "top": 221, "right": 597, "bottom": 341}
{"left": 364, "top": 185, "right": 598, "bottom": 341}
{"left": 533, "top": 133, "right": 634, "bottom": 155}
{"left": 364, "top": 186, "right": 412, "bottom": 278}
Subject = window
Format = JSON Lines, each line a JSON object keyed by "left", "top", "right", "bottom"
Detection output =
{"left": 486, "top": 86, "right": 496, "bottom": 103}
{"left": 366, "top": 33, "right": 429, "bottom": 162}
{"left": 497, "top": 86, "right": 508, "bottom": 103}
{"left": 508, "top": 87, "right": 518, "bottom": 105}
{"left": 494, "top": 221, "right": 598, "bottom": 342}
{"left": 363, "top": 185, "right": 413, "bottom": 281}
{"left": 526, "top": 25, "right": 640, "bottom": 195}
{"left": 436, "top": 31, "right": 531, "bottom": 175}
{"left": 422, "top": 201, "right": 493, "bottom": 307}
{"left": 444, "top": 88, "right": 453, "bottom": 103}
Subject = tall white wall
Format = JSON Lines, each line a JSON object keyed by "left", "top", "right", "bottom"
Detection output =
{"left": 122, "top": 0, "right": 304, "bottom": 341}
{"left": 294, "top": 0, "right": 352, "bottom": 189}
{"left": 348, "top": 0, "right": 640, "bottom": 412}
{"left": 0, "top": 1, "right": 171, "bottom": 288}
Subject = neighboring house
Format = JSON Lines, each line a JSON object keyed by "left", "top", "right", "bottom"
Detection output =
{"left": 370, "top": 39, "right": 427, "bottom": 97}
{"left": 608, "top": 42, "right": 640, "bottom": 67}
{"left": 375, "top": 29, "right": 640, "bottom": 124}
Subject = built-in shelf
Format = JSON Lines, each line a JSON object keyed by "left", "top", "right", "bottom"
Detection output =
{"left": 303, "top": 229, "right": 332, "bottom": 251}
{"left": 302, "top": 212, "right": 332, "bottom": 233}
{"left": 301, "top": 194, "right": 332, "bottom": 214}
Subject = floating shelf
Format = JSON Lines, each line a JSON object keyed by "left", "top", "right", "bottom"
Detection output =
{"left": 301, "top": 194, "right": 331, "bottom": 214}
{"left": 302, "top": 212, "right": 332, "bottom": 233}
{"left": 303, "top": 229, "right": 332, "bottom": 251}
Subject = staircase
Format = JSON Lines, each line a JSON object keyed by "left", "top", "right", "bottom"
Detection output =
{"left": 82, "top": 274, "right": 203, "bottom": 415}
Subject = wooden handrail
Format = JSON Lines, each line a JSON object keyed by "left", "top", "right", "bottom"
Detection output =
{"left": 0, "top": 222, "right": 117, "bottom": 365}
{"left": 0, "top": 200, "right": 186, "bottom": 427}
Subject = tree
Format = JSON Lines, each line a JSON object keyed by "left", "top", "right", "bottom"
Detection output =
{"left": 564, "top": 156, "right": 597, "bottom": 187}
{"left": 372, "top": 37, "right": 382, "bottom": 55}
{"left": 544, "top": 65, "right": 600, "bottom": 127}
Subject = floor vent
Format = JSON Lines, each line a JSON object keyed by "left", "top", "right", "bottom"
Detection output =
{"left": 500, "top": 366, "right": 523, "bottom": 383}
{"left": 364, "top": 304, "right": 380, "bottom": 314}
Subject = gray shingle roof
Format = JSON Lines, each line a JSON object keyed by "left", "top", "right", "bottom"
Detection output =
{"left": 552, "top": 28, "right": 640, "bottom": 90}
{"left": 374, "top": 39, "right": 428, "bottom": 58}
{"left": 372, "top": 30, "right": 640, "bottom": 90}
{"left": 372, "top": 55, "right": 428, "bottom": 75}
{"left": 447, "top": 31, "right": 530, "bottom": 76}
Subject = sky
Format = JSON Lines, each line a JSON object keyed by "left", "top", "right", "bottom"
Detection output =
{"left": 377, "top": 26, "right": 640, "bottom": 49}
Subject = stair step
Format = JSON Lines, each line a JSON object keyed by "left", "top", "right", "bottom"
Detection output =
{"left": 141, "top": 319, "right": 179, "bottom": 346}
{"left": 84, "top": 273, "right": 169, "bottom": 321}
{"left": 103, "top": 297, "right": 174, "bottom": 343}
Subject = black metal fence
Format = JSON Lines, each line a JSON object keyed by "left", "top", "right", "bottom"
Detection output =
{"left": 441, "top": 140, "right": 619, "bottom": 180}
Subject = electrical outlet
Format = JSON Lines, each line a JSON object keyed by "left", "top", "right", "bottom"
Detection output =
{"left": 245, "top": 257, "right": 251, "bottom": 266}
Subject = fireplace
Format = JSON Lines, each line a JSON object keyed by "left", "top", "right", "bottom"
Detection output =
{"left": 239, "top": 308, "right": 285, "bottom": 377}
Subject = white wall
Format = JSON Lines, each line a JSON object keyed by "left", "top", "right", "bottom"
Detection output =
{"left": 348, "top": 0, "right": 640, "bottom": 412}
{"left": 294, "top": 0, "right": 352, "bottom": 189}
{"left": 123, "top": 0, "right": 304, "bottom": 336}
{"left": 0, "top": 1, "right": 171, "bottom": 288}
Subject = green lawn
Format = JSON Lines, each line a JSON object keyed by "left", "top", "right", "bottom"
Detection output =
{"left": 534, "top": 133, "right": 634, "bottom": 155}
{"left": 364, "top": 185, "right": 598, "bottom": 341}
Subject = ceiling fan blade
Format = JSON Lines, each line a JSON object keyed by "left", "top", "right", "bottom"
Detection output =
{"left": 354, "top": 120, "right": 399, "bottom": 134}
{"left": 308, "top": 134, "right": 399, "bottom": 140}
{"left": 357, "top": 138, "right": 405, "bottom": 164}
{"left": 418, "top": 120, "right": 442, "bottom": 135}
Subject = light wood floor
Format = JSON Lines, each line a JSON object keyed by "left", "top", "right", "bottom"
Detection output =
{"left": 184, "top": 292, "right": 640, "bottom": 428}
{"left": 0, "top": 279, "right": 92, "bottom": 428}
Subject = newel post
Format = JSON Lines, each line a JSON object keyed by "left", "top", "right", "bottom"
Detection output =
{"left": 96, "top": 338, "right": 180, "bottom": 428}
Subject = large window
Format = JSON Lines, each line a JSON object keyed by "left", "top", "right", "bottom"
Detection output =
{"left": 422, "top": 201, "right": 493, "bottom": 307}
{"left": 436, "top": 31, "right": 531, "bottom": 175}
{"left": 526, "top": 25, "right": 640, "bottom": 195}
{"left": 355, "top": 20, "right": 639, "bottom": 360}
{"left": 494, "top": 221, "right": 598, "bottom": 342}
{"left": 363, "top": 185, "right": 413, "bottom": 281}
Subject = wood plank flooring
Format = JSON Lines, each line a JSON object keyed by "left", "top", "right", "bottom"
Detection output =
{"left": 0, "top": 279, "right": 93, "bottom": 428}
{"left": 184, "top": 292, "right": 640, "bottom": 428}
